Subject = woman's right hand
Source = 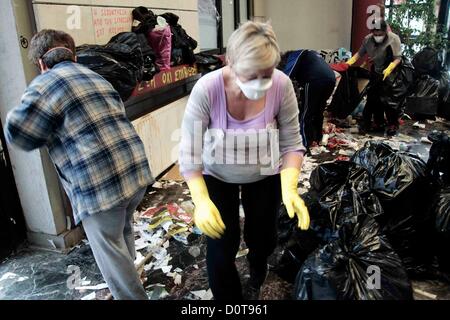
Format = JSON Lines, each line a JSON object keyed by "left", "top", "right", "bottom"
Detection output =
{"left": 193, "top": 197, "right": 226, "bottom": 239}
{"left": 186, "top": 176, "right": 226, "bottom": 239}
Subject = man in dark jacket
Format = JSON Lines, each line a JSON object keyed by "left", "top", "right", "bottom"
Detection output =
{"left": 280, "top": 50, "right": 336, "bottom": 148}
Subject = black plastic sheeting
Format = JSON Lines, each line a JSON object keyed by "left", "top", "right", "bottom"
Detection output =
{"left": 276, "top": 162, "right": 384, "bottom": 283}
{"left": 351, "top": 141, "right": 436, "bottom": 275}
{"left": 277, "top": 141, "right": 442, "bottom": 299}
{"left": 381, "top": 60, "right": 415, "bottom": 114}
{"left": 434, "top": 187, "right": 450, "bottom": 235}
{"left": 412, "top": 75, "right": 442, "bottom": 98}
{"left": 427, "top": 131, "right": 450, "bottom": 186}
{"left": 135, "top": 33, "right": 158, "bottom": 81}
{"left": 195, "top": 53, "right": 224, "bottom": 74}
{"left": 432, "top": 187, "right": 450, "bottom": 273}
{"left": 77, "top": 32, "right": 145, "bottom": 102}
{"left": 438, "top": 71, "right": 450, "bottom": 119}
{"left": 328, "top": 66, "right": 362, "bottom": 119}
{"left": 412, "top": 47, "right": 443, "bottom": 79}
{"left": 276, "top": 198, "right": 325, "bottom": 283}
{"left": 294, "top": 216, "right": 413, "bottom": 300}
{"left": 310, "top": 161, "right": 383, "bottom": 228}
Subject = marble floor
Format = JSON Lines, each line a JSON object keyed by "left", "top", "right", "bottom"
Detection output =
{"left": 0, "top": 244, "right": 103, "bottom": 300}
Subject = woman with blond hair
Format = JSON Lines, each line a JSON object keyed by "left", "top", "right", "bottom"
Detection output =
{"left": 179, "top": 21, "right": 310, "bottom": 300}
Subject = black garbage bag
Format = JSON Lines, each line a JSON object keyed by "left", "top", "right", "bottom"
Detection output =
{"left": 160, "top": 12, "right": 198, "bottom": 66}
{"left": 427, "top": 131, "right": 450, "bottom": 186}
{"left": 275, "top": 163, "right": 384, "bottom": 283}
{"left": 310, "top": 161, "right": 384, "bottom": 230}
{"left": 77, "top": 33, "right": 145, "bottom": 101}
{"left": 195, "top": 53, "right": 223, "bottom": 74}
{"left": 351, "top": 141, "right": 431, "bottom": 201}
{"left": 412, "top": 47, "right": 443, "bottom": 78}
{"left": 275, "top": 193, "right": 326, "bottom": 283}
{"left": 411, "top": 75, "right": 440, "bottom": 98}
{"left": 434, "top": 187, "right": 450, "bottom": 235}
{"left": 294, "top": 216, "right": 413, "bottom": 300}
{"left": 328, "top": 66, "right": 361, "bottom": 119}
{"left": 437, "top": 71, "right": 450, "bottom": 119}
{"left": 108, "top": 32, "right": 145, "bottom": 79}
{"left": 135, "top": 33, "right": 158, "bottom": 81}
{"left": 351, "top": 141, "right": 436, "bottom": 275}
{"left": 380, "top": 59, "right": 415, "bottom": 114}
{"left": 432, "top": 187, "right": 450, "bottom": 273}
{"left": 77, "top": 47, "right": 137, "bottom": 101}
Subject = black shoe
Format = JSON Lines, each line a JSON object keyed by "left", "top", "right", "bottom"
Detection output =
{"left": 371, "top": 123, "right": 385, "bottom": 133}
{"left": 386, "top": 125, "right": 398, "bottom": 136}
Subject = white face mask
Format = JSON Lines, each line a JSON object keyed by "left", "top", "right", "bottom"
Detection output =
{"left": 373, "top": 35, "right": 386, "bottom": 44}
{"left": 235, "top": 76, "right": 273, "bottom": 100}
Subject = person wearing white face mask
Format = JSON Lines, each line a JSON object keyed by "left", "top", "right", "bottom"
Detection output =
{"left": 179, "top": 21, "right": 310, "bottom": 300}
{"left": 344, "top": 19, "right": 403, "bottom": 136}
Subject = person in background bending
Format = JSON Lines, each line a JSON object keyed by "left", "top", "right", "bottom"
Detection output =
{"left": 279, "top": 50, "right": 336, "bottom": 149}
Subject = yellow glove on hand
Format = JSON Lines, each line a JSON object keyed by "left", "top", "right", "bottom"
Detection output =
{"left": 280, "top": 168, "right": 310, "bottom": 230}
{"left": 187, "top": 177, "right": 225, "bottom": 239}
{"left": 383, "top": 62, "right": 397, "bottom": 81}
{"left": 346, "top": 55, "right": 358, "bottom": 66}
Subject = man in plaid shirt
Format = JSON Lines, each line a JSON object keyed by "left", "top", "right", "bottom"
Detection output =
{"left": 5, "top": 30, "right": 154, "bottom": 300}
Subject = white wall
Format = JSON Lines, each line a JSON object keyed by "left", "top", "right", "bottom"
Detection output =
{"left": 32, "top": 0, "right": 199, "bottom": 46}
{"left": 263, "top": 0, "right": 353, "bottom": 51}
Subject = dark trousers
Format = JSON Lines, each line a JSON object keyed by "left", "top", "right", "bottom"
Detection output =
{"left": 204, "top": 174, "right": 282, "bottom": 301}
{"left": 364, "top": 71, "right": 400, "bottom": 128}
{"left": 299, "top": 80, "right": 336, "bottom": 147}
{"left": 363, "top": 78, "right": 386, "bottom": 127}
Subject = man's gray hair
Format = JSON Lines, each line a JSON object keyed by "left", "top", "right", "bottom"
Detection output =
{"left": 28, "top": 29, "right": 76, "bottom": 68}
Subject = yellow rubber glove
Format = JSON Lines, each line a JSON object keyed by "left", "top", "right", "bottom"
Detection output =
{"left": 187, "top": 177, "right": 225, "bottom": 239}
{"left": 280, "top": 168, "right": 310, "bottom": 230}
{"left": 346, "top": 55, "right": 358, "bottom": 66}
{"left": 383, "top": 62, "right": 397, "bottom": 81}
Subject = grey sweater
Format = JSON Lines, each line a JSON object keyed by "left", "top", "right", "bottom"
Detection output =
{"left": 179, "top": 68, "right": 305, "bottom": 184}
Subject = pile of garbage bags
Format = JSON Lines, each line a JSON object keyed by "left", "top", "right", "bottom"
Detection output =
{"left": 132, "top": 7, "right": 197, "bottom": 70}
{"left": 77, "top": 32, "right": 147, "bottom": 102}
{"left": 294, "top": 216, "right": 413, "bottom": 300}
{"left": 276, "top": 140, "right": 449, "bottom": 300}
{"left": 427, "top": 131, "right": 450, "bottom": 274}
{"left": 76, "top": 7, "right": 198, "bottom": 102}
{"left": 407, "top": 47, "right": 450, "bottom": 118}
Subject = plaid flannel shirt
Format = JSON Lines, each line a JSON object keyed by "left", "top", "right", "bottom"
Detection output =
{"left": 5, "top": 61, "right": 154, "bottom": 225}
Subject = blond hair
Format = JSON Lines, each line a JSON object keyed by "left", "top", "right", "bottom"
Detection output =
{"left": 226, "top": 21, "right": 281, "bottom": 76}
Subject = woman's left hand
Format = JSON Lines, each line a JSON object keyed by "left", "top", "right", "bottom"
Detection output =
{"left": 280, "top": 168, "right": 311, "bottom": 230}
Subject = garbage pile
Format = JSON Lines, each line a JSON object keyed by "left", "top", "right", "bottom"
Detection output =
{"left": 132, "top": 7, "right": 197, "bottom": 71}
{"left": 77, "top": 32, "right": 147, "bottom": 102}
{"left": 276, "top": 138, "right": 450, "bottom": 300}
{"left": 407, "top": 47, "right": 450, "bottom": 119}
{"left": 76, "top": 7, "right": 199, "bottom": 102}
{"left": 427, "top": 131, "right": 450, "bottom": 274}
